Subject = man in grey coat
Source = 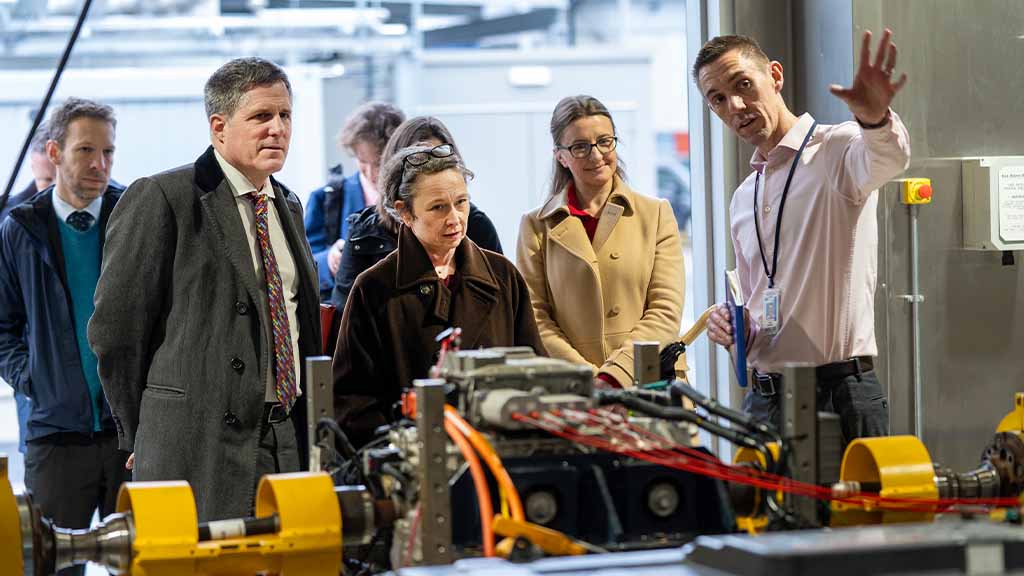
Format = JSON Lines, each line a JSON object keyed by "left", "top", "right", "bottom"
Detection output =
{"left": 89, "top": 57, "right": 321, "bottom": 521}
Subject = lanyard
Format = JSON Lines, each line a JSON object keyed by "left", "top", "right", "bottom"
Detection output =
{"left": 753, "top": 121, "right": 817, "bottom": 289}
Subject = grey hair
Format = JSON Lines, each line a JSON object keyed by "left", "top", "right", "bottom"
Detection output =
{"left": 204, "top": 57, "right": 291, "bottom": 119}
{"left": 48, "top": 98, "right": 116, "bottom": 149}
{"left": 29, "top": 123, "right": 50, "bottom": 154}
{"left": 379, "top": 145, "right": 474, "bottom": 222}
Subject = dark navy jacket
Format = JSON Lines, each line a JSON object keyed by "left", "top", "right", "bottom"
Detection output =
{"left": 304, "top": 172, "right": 366, "bottom": 299}
{"left": 0, "top": 184, "right": 124, "bottom": 441}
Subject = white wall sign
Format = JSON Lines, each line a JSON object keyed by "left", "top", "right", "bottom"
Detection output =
{"left": 998, "top": 166, "right": 1024, "bottom": 242}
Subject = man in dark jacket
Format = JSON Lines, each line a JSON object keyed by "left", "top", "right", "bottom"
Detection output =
{"left": 89, "top": 58, "right": 321, "bottom": 522}
{"left": 305, "top": 102, "right": 405, "bottom": 300}
{"left": 0, "top": 126, "right": 56, "bottom": 221}
{"left": 0, "top": 98, "right": 127, "bottom": 576}
{"left": 0, "top": 124, "right": 55, "bottom": 458}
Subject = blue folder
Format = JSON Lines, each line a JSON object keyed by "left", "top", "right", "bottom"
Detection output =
{"left": 725, "top": 270, "right": 747, "bottom": 388}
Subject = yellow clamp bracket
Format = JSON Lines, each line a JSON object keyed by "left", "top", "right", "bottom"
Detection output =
{"left": 117, "top": 472, "right": 341, "bottom": 576}
{"left": 0, "top": 456, "right": 23, "bottom": 575}
{"left": 117, "top": 481, "right": 200, "bottom": 576}
{"left": 492, "top": 516, "right": 587, "bottom": 557}
{"left": 831, "top": 435, "right": 937, "bottom": 526}
{"left": 900, "top": 177, "right": 933, "bottom": 205}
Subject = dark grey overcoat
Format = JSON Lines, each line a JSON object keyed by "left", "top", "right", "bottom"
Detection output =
{"left": 88, "top": 146, "right": 321, "bottom": 521}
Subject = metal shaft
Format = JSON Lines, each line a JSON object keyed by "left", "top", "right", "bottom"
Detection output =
{"left": 52, "top": 513, "right": 133, "bottom": 575}
{"left": 910, "top": 204, "right": 923, "bottom": 438}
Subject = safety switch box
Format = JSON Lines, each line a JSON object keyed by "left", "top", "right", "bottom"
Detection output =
{"left": 962, "top": 157, "right": 1024, "bottom": 251}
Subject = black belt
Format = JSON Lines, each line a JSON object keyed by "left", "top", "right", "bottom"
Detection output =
{"left": 264, "top": 403, "right": 290, "bottom": 425}
{"left": 816, "top": 356, "right": 873, "bottom": 381}
{"left": 751, "top": 357, "right": 874, "bottom": 397}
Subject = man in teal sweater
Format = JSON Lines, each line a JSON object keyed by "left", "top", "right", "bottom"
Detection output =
{"left": 0, "top": 98, "right": 127, "bottom": 575}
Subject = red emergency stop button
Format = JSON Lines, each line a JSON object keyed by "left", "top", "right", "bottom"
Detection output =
{"left": 901, "top": 178, "right": 933, "bottom": 205}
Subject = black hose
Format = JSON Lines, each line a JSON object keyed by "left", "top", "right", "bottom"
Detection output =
{"left": 597, "top": 391, "right": 763, "bottom": 453}
{"left": 318, "top": 416, "right": 358, "bottom": 461}
{"left": 0, "top": 0, "right": 95, "bottom": 215}
{"left": 668, "top": 380, "right": 780, "bottom": 445}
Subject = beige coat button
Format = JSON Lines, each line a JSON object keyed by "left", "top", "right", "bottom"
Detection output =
{"left": 610, "top": 251, "right": 621, "bottom": 259}
{"left": 608, "top": 305, "right": 621, "bottom": 317}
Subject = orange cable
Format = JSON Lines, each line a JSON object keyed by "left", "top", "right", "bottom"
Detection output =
{"left": 444, "top": 418, "right": 496, "bottom": 557}
{"left": 444, "top": 406, "right": 525, "bottom": 521}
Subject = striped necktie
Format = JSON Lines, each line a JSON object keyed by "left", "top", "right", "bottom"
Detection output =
{"left": 247, "top": 192, "right": 297, "bottom": 413}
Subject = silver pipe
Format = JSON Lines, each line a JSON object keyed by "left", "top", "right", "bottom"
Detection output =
{"left": 910, "top": 204, "right": 923, "bottom": 437}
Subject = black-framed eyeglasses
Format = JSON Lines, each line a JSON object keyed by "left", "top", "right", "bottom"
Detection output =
{"left": 403, "top": 144, "right": 455, "bottom": 169}
{"left": 556, "top": 136, "right": 618, "bottom": 159}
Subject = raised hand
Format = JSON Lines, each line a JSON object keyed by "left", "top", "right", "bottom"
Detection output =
{"left": 829, "top": 28, "right": 908, "bottom": 125}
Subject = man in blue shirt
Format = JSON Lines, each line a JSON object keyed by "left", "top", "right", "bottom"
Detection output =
{"left": 304, "top": 102, "right": 405, "bottom": 300}
{"left": 0, "top": 98, "right": 128, "bottom": 574}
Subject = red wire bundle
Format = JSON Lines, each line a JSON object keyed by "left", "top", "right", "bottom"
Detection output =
{"left": 512, "top": 408, "right": 1020, "bottom": 515}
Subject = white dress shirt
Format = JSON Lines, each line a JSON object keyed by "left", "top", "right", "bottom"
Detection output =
{"left": 52, "top": 189, "right": 103, "bottom": 226}
{"left": 731, "top": 112, "right": 911, "bottom": 370}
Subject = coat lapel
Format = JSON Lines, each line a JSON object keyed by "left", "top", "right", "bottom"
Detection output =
{"left": 194, "top": 148, "right": 263, "bottom": 312}
{"left": 393, "top": 227, "right": 500, "bottom": 349}
{"left": 591, "top": 202, "right": 622, "bottom": 253}
{"left": 451, "top": 241, "right": 499, "bottom": 350}
{"left": 539, "top": 188, "right": 598, "bottom": 269}
{"left": 591, "top": 178, "right": 635, "bottom": 253}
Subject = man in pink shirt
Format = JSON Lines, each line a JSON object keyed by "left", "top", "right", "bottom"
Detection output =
{"left": 697, "top": 30, "right": 911, "bottom": 446}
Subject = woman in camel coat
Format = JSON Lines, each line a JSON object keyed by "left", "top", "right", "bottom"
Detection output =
{"left": 517, "top": 95, "right": 684, "bottom": 387}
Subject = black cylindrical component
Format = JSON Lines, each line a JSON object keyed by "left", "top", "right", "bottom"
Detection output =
{"left": 726, "top": 462, "right": 762, "bottom": 517}
{"left": 336, "top": 485, "right": 392, "bottom": 547}
{"left": 197, "top": 514, "right": 279, "bottom": 542}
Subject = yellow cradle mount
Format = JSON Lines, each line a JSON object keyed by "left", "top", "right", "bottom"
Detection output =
{"left": 997, "top": 393, "right": 1024, "bottom": 434}
{"left": 116, "top": 472, "right": 342, "bottom": 576}
{"left": 831, "top": 435, "right": 938, "bottom": 526}
{"left": 254, "top": 472, "right": 342, "bottom": 575}
{"left": 116, "top": 481, "right": 198, "bottom": 576}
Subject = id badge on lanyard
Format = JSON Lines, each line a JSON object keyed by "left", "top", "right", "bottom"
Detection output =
{"left": 753, "top": 121, "right": 816, "bottom": 340}
{"left": 762, "top": 287, "right": 781, "bottom": 337}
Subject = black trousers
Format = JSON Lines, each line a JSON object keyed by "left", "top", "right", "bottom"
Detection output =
{"left": 24, "top": 433, "right": 130, "bottom": 576}
{"left": 742, "top": 369, "right": 890, "bottom": 450}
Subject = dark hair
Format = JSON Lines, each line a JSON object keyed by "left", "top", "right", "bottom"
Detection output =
{"left": 548, "top": 95, "right": 626, "bottom": 197}
{"left": 378, "top": 144, "right": 474, "bottom": 224}
{"left": 338, "top": 101, "right": 406, "bottom": 157}
{"left": 48, "top": 98, "right": 116, "bottom": 149}
{"left": 377, "top": 116, "right": 462, "bottom": 234}
{"left": 204, "top": 57, "right": 291, "bottom": 119}
{"left": 692, "top": 34, "right": 769, "bottom": 85}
